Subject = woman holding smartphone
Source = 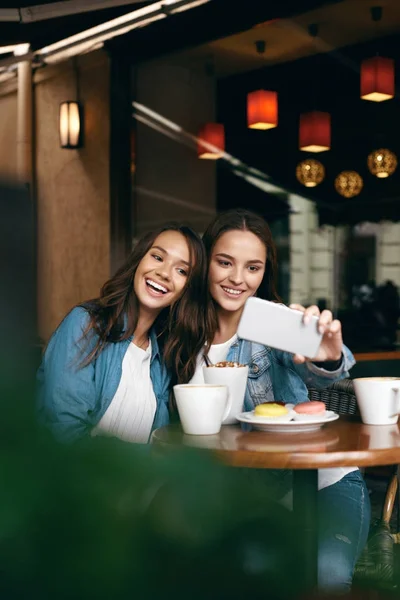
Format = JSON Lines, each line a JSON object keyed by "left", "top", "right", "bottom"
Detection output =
{"left": 37, "top": 223, "right": 207, "bottom": 444}
{"left": 189, "top": 208, "right": 370, "bottom": 593}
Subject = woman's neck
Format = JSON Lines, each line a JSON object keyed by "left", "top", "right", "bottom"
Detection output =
{"left": 213, "top": 308, "right": 242, "bottom": 345}
{"left": 133, "top": 309, "right": 158, "bottom": 348}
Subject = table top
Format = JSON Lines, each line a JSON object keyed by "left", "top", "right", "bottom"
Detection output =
{"left": 151, "top": 417, "right": 400, "bottom": 469}
{"left": 353, "top": 350, "right": 400, "bottom": 362}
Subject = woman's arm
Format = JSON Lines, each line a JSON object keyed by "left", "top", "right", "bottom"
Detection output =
{"left": 37, "top": 307, "right": 98, "bottom": 442}
{"left": 273, "top": 343, "right": 355, "bottom": 389}
{"left": 274, "top": 304, "right": 356, "bottom": 388}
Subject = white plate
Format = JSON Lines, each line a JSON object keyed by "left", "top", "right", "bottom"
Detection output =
{"left": 237, "top": 410, "right": 339, "bottom": 433}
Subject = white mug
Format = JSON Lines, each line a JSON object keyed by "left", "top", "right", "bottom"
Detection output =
{"left": 202, "top": 365, "right": 249, "bottom": 424}
{"left": 353, "top": 377, "right": 400, "bottom": 425}
{"left": 173, "top": 384, "right": 231, "bottom": 435}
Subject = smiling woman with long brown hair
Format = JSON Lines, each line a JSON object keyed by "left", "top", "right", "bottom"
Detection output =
{"left": 37, "top": 223, "right": 207, "bottom": 443}
{"left": 188, "top": 208, "right": 370, "bottom": 593}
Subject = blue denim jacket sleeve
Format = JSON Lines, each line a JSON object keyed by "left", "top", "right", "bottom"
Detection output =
{"left": 272, "top": 344, "right": 355, "bottom": 389}
{"left": 149, "top": 332, "right": 172, "bottom": 434}
{"left": 36, "top": 307, "right": 97, "bottom": 442}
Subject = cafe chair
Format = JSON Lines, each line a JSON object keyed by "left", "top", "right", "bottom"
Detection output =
{"left": 308, "top": 378, "right": 399, "bottom": 589}
{"left": 308, "top": 378, "right": 358, "bottom": 415}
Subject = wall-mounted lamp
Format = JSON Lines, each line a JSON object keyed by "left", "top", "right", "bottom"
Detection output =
{"left": 59, "top": 101, "right": 83, "bottom": 148}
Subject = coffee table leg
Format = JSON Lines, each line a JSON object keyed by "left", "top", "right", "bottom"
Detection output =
{"left": 293, "top": 469, "right": 318, "bottom": 591}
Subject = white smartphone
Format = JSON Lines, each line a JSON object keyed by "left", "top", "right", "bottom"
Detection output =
{"left": 237, "top": 297, "right": 323, "bottom": 358}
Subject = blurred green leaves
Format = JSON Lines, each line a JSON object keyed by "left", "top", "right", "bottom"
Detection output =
{"left": 0, "top": 365, "right": 303, "bottom": 600}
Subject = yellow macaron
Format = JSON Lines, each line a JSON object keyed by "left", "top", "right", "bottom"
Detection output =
{"left": 254, "top": 403, "right": 289, "bottom": 418}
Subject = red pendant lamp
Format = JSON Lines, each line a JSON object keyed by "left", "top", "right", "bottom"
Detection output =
{"left": 299, "top": 111, "right": 331, "bottom": 153}
{"left": 197, "top": 123, "right": 225, "bottom": 159}
{"left": 360, "top": 7, "right": 395, "bottom": 102}
{"left": 360, "top": 56, "right": 394, "bottom": 102}
{"left": 247, "top": 90, "right": 278, "bottom": 130}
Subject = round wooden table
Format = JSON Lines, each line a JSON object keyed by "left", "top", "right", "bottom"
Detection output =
{"left": 152, "top": 416, "right": 400, "bottom": 590}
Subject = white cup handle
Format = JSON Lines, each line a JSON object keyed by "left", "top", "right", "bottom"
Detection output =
{"left": 389, "top": 388, "right": 400, "bottom": 419}
{"left": 222, "top": 390, "right": 232, "bottom": 423}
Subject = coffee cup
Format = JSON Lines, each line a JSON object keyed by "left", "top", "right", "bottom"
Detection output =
{"left": 203, "top": 364, "right": 249, "bottom": 424}
{"left": 353, "top": 377, "right": 400, "bottom": 425}
{"left": 173, "top": 384, "right": 231, "bottom": 435}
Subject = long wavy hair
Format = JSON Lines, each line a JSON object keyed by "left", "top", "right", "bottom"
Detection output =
{"left": 202, "top": 208, "right": 281, "bottom": 344}
{"left": 80, "top": 223, "right": 207, "bottom": 383}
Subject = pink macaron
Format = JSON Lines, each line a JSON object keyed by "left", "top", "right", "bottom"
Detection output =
{"left": 294, "top": 401, "right": 326, "bottom": 415}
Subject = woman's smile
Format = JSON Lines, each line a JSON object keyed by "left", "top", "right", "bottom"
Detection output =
{"left": 145, "top": 278, "right": 170, "bottom": 296}
{"left": 220, "top": 285, "right": 245, "bottom": 298}
{"left": 208, "top": 230, "right": 266, "bottom": 315}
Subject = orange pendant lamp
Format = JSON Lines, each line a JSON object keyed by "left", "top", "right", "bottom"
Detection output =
{"left": 247, "top": 90, "right": 278, "bottom": 130}
{"left": 360, "top": 56, "right": 394, "bottom": 102}
{"left": 197, "top": 123, "right": 225, "bottom": 159}
{"left": 299, "top": 111, "right": 331, "bottom": 153}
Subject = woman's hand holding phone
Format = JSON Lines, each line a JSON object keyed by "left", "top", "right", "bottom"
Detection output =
{"left": 289, "top": 304, "right": 343, "bottom": 365}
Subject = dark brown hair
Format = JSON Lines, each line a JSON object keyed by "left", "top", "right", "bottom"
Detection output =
{"left": 202, "top": 208, "right": 280, "bottom": 343}
{"left": 80, "top": 223, "right": 207, "bottom": 383}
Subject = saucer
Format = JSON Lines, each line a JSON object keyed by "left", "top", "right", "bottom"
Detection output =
{"left": 237, "top": 410, "right": 339, "bottom": 433}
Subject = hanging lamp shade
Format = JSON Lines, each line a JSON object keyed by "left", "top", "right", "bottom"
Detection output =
{"left": 247, "top": 90, "right": 278, "bottom": 130}
{"left": 334, "top": 171, "right": 363, "bottom": 198}
{"left": 360, "top": 56, "right": 395, "bottom": 102}
{"left": 299, "top": 111, "right": 331, "bottom": 152}
{"left": 197, "top": 123, "right": 225, "bottom": 159}
{"left": 296, "top": 158, "right": 325, "bottom": 187}
{"left": 367, "top": 148, "right": 398, "bottom": 178}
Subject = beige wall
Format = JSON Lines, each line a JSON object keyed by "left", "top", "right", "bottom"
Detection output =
{"left": 0, "top": 50, "right": 111, "bottom": 341}
{"left": 0, "top": 92, "right": 17, "bottom": 179}
{"left": 35, "top": 51, "right": 110, "bottom": 340}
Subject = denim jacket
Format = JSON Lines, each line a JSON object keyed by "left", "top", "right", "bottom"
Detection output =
{"left": 225, "top": 339, "right": 355, "bottom": 411}
{"left": 37, "top": 307, "right": 171, "bottom": 443}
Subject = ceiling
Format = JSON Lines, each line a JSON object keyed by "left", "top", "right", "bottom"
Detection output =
{"left": 0, "top": 1, "right": 150, "bottom": 49}
{"left": 0, "top": 0, "right": 341, "bottom": 53}
{"left": 169, "top": 0, "right": 400, "bottom": 77}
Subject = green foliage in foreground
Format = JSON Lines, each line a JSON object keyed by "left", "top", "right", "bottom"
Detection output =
{"left": 0, "top": 363, "right": 306, "bottom": 600}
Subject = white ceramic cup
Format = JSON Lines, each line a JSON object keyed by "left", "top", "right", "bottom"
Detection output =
{"left": 173, "top": 384, "right": 231, "bottom": 435}
{"left": 353, "top": 377, "right": 400, "bottom": 425}
{"left": 203, "top": 365, "right": 249, "bottom": 425}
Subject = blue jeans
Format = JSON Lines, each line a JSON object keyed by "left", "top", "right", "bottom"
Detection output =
{"left": 317, "top": 470, "right": 371, "bottom": 593}
{"left": 242, "top": 468, "right": 370, "bottom": 593}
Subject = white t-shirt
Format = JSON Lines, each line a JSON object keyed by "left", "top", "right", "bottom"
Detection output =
{"left": 190, "top": 336, "right": 357, "bottom": 491}
{"left": 92, "top": 341, "right": 156, "bottom": 443}
{"left": 189, "top": 334, "right": 238, "bottom": 384}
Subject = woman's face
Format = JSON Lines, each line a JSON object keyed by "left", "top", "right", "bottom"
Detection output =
{"left": 134, "top": 230, "right": 191, "bottom": 316}
{"left": 208, "top": 230, "right": 266, "bottom": 315}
